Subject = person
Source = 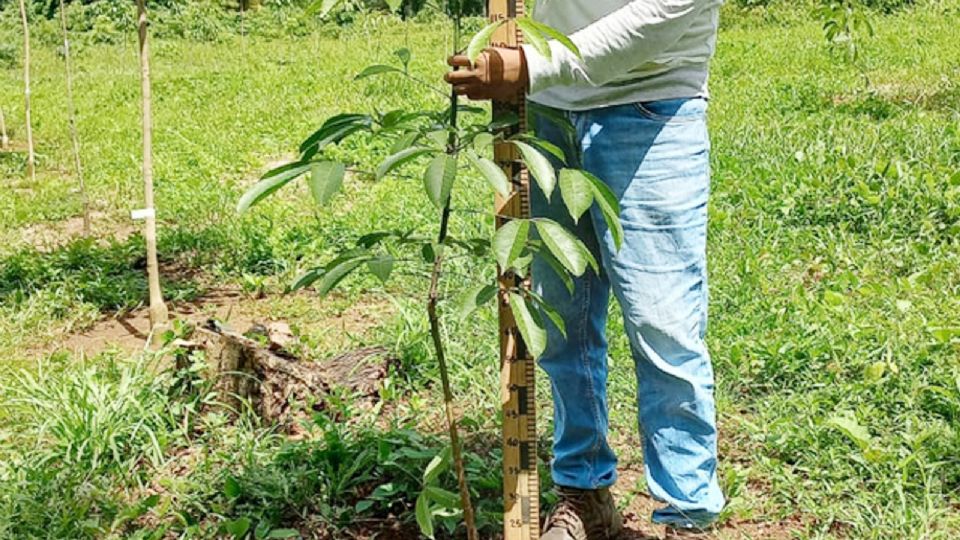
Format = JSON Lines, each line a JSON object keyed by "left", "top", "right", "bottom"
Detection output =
{"left": 445, "top": 1, "right": 726, "bottom": 538}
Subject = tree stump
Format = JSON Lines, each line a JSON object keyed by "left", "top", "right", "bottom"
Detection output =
{"left": 184, "top": 320, "right": 396, "bottom": 427}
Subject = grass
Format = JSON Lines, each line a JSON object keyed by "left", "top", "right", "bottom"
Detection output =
{"left": 1, "top": 1, "right": 959, "bottom": 538}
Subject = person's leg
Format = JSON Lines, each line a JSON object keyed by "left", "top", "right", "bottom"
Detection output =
{"left": 581, "top": 99, "right": 725, "bottom": 529}
{"left": 530, "top": 109, "right": 618, "bottom": 492}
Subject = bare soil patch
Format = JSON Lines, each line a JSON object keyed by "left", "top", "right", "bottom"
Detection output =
{"left": 614, "top": 467, "right": 805, "bottom": 540}
{"left": 17, "top": 210, "right": 136, "bottom": 252}
{"left": 59, "top": 287, "right": 392, "bottom": 360}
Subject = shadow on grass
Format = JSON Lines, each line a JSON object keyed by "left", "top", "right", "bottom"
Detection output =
{"left": 0, "top": 219, "right": 302, "bottom": 317}
{"left": 0, "top": 234, "right": 200, "bottom": 314}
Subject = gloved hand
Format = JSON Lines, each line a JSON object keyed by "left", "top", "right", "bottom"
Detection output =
{"left": 444, "top": 47, "right": 529, "bottom": 102}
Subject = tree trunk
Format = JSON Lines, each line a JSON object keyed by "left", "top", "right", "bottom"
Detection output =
{"left": 135, "top": 0, "right": 169, "bottom": 331}
{"left": 185, "top": 322, "right": 396, "bottom": 426}
{"left": 0, "top": 107, "right": 8, "bottom": 151}
{"left": 17, "top": 0, "right": 36, "bottom": 181}
{"left": 423, "top": 48, "right": 479, "bottom": 539}
{"left": 59, "top": 0, "right": 91, "bottom": 235}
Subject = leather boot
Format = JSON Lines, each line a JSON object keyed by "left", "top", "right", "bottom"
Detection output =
{"left": 541, "top": 486, "right": 623, "bottom": 540}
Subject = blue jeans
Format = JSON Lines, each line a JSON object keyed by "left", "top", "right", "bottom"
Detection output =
{"left": 531, "top": 98, "right": 724, "bottom": 528}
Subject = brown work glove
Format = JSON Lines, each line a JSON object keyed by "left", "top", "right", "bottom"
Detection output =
{"left": 444, "top": 47, "right": 529, "bottom": 102}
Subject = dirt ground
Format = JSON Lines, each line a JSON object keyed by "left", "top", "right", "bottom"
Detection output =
{"left": 614, "top": 468, "right": 804, "bottom": 540}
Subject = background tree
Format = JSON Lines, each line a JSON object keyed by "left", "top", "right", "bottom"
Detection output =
{"left": 17, "top": 0, "right": 36, "bottom": 182}
{"left": 136, "top": 0, "right": 169, "bottom": 331}
{"left": 59, "top": 0, "right": 91, "bottom": 235}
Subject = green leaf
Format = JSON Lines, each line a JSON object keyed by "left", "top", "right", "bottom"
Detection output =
{"left": 255, "top": 521, "right": 272, "bottom": 540}
{"left": 355, "top": 64, "right": 403, "bottom": 80}
{"left": 534, "top": 219, "right": 598, "bottom": 276}
{"left": 558, "top": 169, "right": 594, "bottom": 223}
{"left": 394, "top": 47, "right": 411, "bottom": 66}
{"left": 425, "top": 129, "right": 449, "bottom": 148}
{"left": 390, "top": 131, "right": 421, "bottom": 154}
{"left": 472, "top": 132, "right": 495, "bottom": 153}
{"left": 367, "top": 255, "right": 394, "bottom": 283}
{"left": 864, "top": 361, "right": 886, "bottom": 382}
{"left": 290, "top": 267, "right": 325, "bottom": 291}
{"left": 224, "top": 517, "right": 251, "bottom": 538}
{"left": 224, "top": 476, "right": 241, "bottom": 499}
{"left": 949, "top": 171, "right": 960, "bottom": 186}
{"left": 527, "top": 101, "right": 576, "bottom": 142}
{"left": 316, "top": 253, "right": 371, "bottom": 296}
{"left": 371, "top": 482, "right": 399, "bottom": 499}
{"left": 424, "top": 486, "right": 461, "bottom": 509}
{"left": 826, "top": 413, "right": 872, "bottom": 450}
{"left": 266, "top": 530, "right": 301, "bottom": 539}
{"left": 517, "top": 134, "right": 566, "bottom": 163}
{"left": 583, "top": 171, "right": 624, "bottom": 250}
{"left": 423, "top": 447, "right": 451, "bottom": 484}
{"left": 526, "top": 289, "right": 567, "bottom": 338}
{"left": 466, "top": 151, "right": 510, "bottom": 197}
{"left": 509, "top": 292, "right": 547, "bottom": 358}
{"left": 376, "top": 147, "right": 434, "bottom": 181}
{"left": 456, "top": 283, "right": 499, "bottom": 321}
{"left": 307, "top": 161, "right": 346, "bottom": 206}
{"left": 415, "top": 492, "right": 435, "bottom": 539}
{"left": 515, "top": 17, "right": 551, "bottom": 60}
{"left": 299, "top": 113, "right": 371, "bottom": 156}
{"left": 421, "top": 242, "right": 436, "bottom": 263}
{"left": 493, "top": 219, "right": 530, "bottom": 270}
{"left": 358, "top": 231, "right": 394, "bottom": 248}
{"left": 520, "top": 17, "right": 581, "bottom": 59}
{"left": 512, "top": 140, "right": 556, "bottom": 200}
{"left": 824, "top": 290, "right": 846, "bottom": 307}
{"left": 306, "top": 0, "right": 343, "bottom": 18}
{"left": 931, "top": 326, "right": 960, "bottom": 344}
{"left": 237, "top": 162, "right": 312, "bottom": 214}
{"left": 533, "top": 246, "right": 575, "bottom": 295}
{"left": 354, "top": 500, "right": 375, "bottom": 513}
{"left": 489, "top": 112, "right": 519, "bottom": 132}
{"left": 467, "top": 20, "right": 505, "bottom": 63}
{"left": 424, "top": 154, "right": 457, "bottom": 209}
{"left": 385, "top": 0, "right": 403, "bottom": 13}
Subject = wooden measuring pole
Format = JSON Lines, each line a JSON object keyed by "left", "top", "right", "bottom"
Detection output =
{"left": 489, "top": 2, "right": 540, "bottom": 539}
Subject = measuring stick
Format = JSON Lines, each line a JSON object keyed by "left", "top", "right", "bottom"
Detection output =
{"left": 489, "top": 1, "right": 540, "bottom": 539}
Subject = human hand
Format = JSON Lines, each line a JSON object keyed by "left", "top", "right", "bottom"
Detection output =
{"left": 444, "top": 47, "right": 528, "bottom": 102}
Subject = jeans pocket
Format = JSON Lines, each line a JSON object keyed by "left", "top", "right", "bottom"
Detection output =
{"left": 632, "top": 98, "right": 707, "bottom": 124}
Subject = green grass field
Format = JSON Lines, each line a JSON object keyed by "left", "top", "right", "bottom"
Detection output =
{"left": 1, "top": 2, "right": 959, "bottom": 539}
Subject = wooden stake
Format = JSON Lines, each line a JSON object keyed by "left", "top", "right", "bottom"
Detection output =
{"left": 136, "top": 0, "right": 169, "bottom": 331}
{"left": 17, "top": 0, "right": 36, "bottom": 182}
{"left": 0, "top": 107, "right": 8, "bottom": 150}
{"left": 489, "top": 2, "right": 540, "bottom": 539}
{"left": 59, "top": 0, "right": 91, "bottom": 236}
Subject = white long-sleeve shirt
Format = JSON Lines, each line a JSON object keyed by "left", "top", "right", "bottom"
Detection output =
{"left": 523, "top": 0, "right": 723, "bottom": 110}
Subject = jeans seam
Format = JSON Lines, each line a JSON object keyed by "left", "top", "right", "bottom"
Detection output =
{"left": 699, "top": 263, "right": 708, "bottom": 339}
{"left": 579, "top": 267, "right": 603, "bottom": 487}
{"left": 574, "top": 110, "right": 603, "bottom": 487}
{"left": 571, "top": 111, "right": 587, "bottom": 166}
